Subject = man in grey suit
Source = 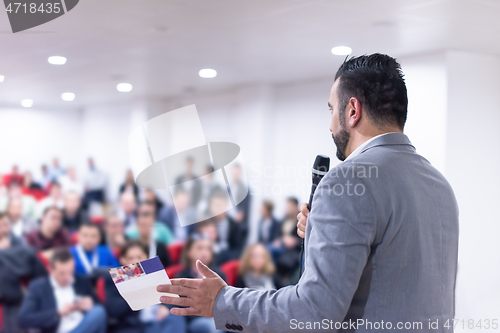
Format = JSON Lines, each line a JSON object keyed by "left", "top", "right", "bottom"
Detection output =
{"left": 157, "top": 53, "right": 459, "bottom": 332}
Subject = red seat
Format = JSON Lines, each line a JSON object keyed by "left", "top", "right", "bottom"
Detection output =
{"left": 37, "top": 252, "right": 51, "bottom": 271}
{"left": 71, "top": 232, "right": 79, "bottom": 245}
{"left": 165, "top": 264, "right": 184, "bottom": 279}
{"left": 220, "top": 260, "right": 240, "bottom": 287}
{"left": 96, "top": 277, "right": 106, "bottom": 303}
{"left": 167, "top": 242, "right": 184, "bottom": 264}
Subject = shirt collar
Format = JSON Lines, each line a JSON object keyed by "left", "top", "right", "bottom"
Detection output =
{"left": 344, "top": 132, "right": 397, "bottom": 161}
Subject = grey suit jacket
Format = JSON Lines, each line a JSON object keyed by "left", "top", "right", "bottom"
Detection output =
{"left": 213, "top": 133, "right": 459, "bottom": 332}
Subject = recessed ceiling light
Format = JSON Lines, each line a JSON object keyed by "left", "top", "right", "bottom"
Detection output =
{"left": 0, "top": 75, "right": 4, "bottom": 82}
{"left": 61, "top": 92, "right": 75, "bottom": 101}
{"left": 48, "top": 56, "right": 67, "bottom": 65}
{"left": 331, "top": 46, "right": 352, "bottom": 56}
{"left": 199, "top": 69, "right": 217, "bottom": 78}
{"left": 21, "top": 99, "right": 33, "bottom": 107}
{"left": 117, "top": 83, "right": 133, "bottom": 92}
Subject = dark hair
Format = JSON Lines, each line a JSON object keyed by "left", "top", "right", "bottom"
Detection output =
{"left": 286, "top": 196, "right": 299, "bottom": 206}
{"left": 51, "top": 247, "right": 74, "bottom": 268}
{"left": 42, "top": 205, "right": 62, "bottom": 217}
{"left": 119, "top": 240, "right": 148, "bottom": 259}
{"left": 334, "top": 53, "right": 408, "bottom": 129}
{"left": 262, "top": 200, "right": 274, "bottom": 214}
{"left": 181, "top": 233, "right": 214, "bottom": 267}
{"left": 79, "top": 222, "right": 100, "bottom": 232}
{"left": 0, "top": 212, "right": 8, "bottom": 220}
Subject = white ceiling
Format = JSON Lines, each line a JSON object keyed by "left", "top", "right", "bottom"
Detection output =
{"left": 0, "top": 0, "right": 499, "bottom": 109}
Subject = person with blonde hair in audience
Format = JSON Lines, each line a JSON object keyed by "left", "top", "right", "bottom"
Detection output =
{"left": 7, "top": 197, "right": 37, "bottom": 238}
{"left": 236, "top": 243, "right": 283, "bottom": 291}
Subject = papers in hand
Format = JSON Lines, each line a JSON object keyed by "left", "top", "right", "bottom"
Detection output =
{"left": 109, "top": 256, "right": 177, "bottom": 311}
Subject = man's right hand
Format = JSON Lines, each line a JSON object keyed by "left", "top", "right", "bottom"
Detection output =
{"left": 58, "top": 303, "right": 76, "bottom": 317}
{"left": 296, "top": 203, "right": 309, "bottom": 239}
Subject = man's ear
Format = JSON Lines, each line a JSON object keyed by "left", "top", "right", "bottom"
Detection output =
{"left": 347, "top": 97, "right": 362, "bottom": 128}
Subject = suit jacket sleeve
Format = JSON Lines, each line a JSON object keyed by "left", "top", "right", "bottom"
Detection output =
{"left": 18, "top": 279, "right": 60, "bottom": 329}
{"left": 213, "top": 165, "right": 377, "bottom": 332}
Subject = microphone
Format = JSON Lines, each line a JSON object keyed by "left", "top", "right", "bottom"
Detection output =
{"left": 300, "top": 154, "right": 330, "bottom": 277}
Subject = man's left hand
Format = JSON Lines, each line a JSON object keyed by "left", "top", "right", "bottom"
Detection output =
{"left": 157, "top": 260, "right": 227, "bottom": 317}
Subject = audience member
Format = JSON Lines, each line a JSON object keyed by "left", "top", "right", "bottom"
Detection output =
{"left": 22, "top": 170, "right": 44, "bottom": 190}
{"left": 60, "top": 167, "right": 84, "bottom": 195}
{"left": 118, "top": 169, "right": 139, "bottom": 198}
{"left": 2, "top": 165, "right": 24, "bottom": 185}
{"left": 0, "top": 212, "right": 47, "bottom": 333}
{"left": 257, "top": 200, "right": 281, "bottom": 245}
{"left": 235, "top": 243, "right": 283, "bottom": 290}
{"left": 175, "top": 156, "right": 202, "bottom": 208}
{"left": 228, "top": 163, "right": 251, "bottom": 226}
{"left": 177, "top": 234, "right": 226, "bottom": 333}
{"left": 104, "top": 240, "right": 186, "bottom": 333}
{"left": 25, "top": 206, "right": 72, "bottom": 259}
{"left": 7, "top": 197, "right": 37, "bottom": 238}
{"left": 104, "top": 214, "right": 126, "bottom": 254}
{"left": 70, "top": 223, "right": 119, "bottom": 277}
{"left": 132, "top": 205, "right": 172, "bottom": 268}
{"left": 158, "top": 186, "right": 196, "bottom": 242}
{"left": 126, "top": 202, "right": 175, "bottom": 246}
{"left": 40, "top": 164, "right": 53, "bottom": 188}
{"left": 37, "top": 181, "right": 65, "bottom": 219}
{"left": 144, "top": 189, "right": 164, "bottom": 214}
{"left": 84, "top": 157, "right": 107, "bottom": 204}
{"left": 207, "top": 189, "right": 247, "bottom": 264}
{"left": 62, "top": 191, "right": 88, "bottom": 232}
{"left": 0, "top": 181, "right": 37, "bottom": 222}
{"left": 117, "top": 191, "right": 137, "bottom": 228}
{"left": 18, "top": 247, "right": 107, "bottom": 333}
{"left": 49, "top": 157, "right": 66, "bottom": 181}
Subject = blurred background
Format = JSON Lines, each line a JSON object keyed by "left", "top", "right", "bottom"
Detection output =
{"left": 1, "top": 0, "right": 499, "bottom": 332}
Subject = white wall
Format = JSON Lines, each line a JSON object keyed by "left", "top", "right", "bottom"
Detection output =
{"left": 0, "top": 107, "right": 82, "bottom": 179}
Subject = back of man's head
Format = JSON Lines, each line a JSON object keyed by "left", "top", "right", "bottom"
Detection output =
{"left": 50, "top": 247, "right": 75, "bottom": 286}
{"left": 334, "top": 53, "right": 408, "bottom": 130}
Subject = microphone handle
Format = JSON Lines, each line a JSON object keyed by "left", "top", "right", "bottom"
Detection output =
{"left": 300, "top": 181, "right": 320, "bottom": 278}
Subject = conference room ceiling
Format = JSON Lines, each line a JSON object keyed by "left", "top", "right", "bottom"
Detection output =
{"left": 0, "top": 0, "right": 499, "bottom": 109}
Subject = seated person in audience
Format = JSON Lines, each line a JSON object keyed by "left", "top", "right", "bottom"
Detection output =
{"left": 59, "top": 167, "right": 84, "bottom": 195}
{"left": 7, "top": 197, "right": 37, "bottom": 238}
{"left": 37, "top": 181, "right": 65, "bottom": 219}
{"left": 0, "top": 212, "right": 47, "bottom": 333}
{"left": 235, "top": 243, "right": 283, "bottom": 290}
{"left": 158, "top": 187, "right": 196, "bottom": 242}
{"left": 207, "top": 189, "right": 248, "bottom": 264}
{"left": 18, "top": 247, "right": 107, "bottom": 333}
{"left": 22, "top": 170, "right": 44, "bottom": 190}
{"left": 257, "top": 200, "right": 281, "bottom": 246}
{"left": 40, "top": 164, "right": 53, "bottom": 188}
{"left": 0, "top": 181, "right": 37, "bottom": 222}
{"left": 126, "top": 202, "right": 174, "bottom": 246}
{"left": 62, "top": 191, "right": 89, "bottom": 233}
{"left": 177, "top": 233, "right": 226, "bottom": 333}
{"left": 104, "top": 240, "right": 186, "bottom": 333}
{"left": 104, "top": 214, "right": 126, "bottom": 254}
{"left": 129, "top": 204, "right": 172, "bottom": 267}
{"left": 117, "top": 191, "right": 137, "bottom": 228}
{"left": 25, "top": 206, "right": 72, "bottom": 259}
{"left": 269, "top": 197, "right": 302, "bottom": 285}
{"left": 119, "top": 169, "right": 139, "bottom": 198}
{"left": 144, "top": 189, "right": 164, "bottom": 214}
{"left": 70, "top": 223, "right": 119, "bottom": 277}
{"left": 3, "top": 164, "right": 24, "bottom": 185}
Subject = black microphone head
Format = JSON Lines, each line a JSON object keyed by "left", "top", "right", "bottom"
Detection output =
{"left": 312, "top": 154, "right": 330, "bottom": 176}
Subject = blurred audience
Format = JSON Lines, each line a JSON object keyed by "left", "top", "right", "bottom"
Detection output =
{"left": 0, "top": 181, "right": 37, "bottom": 222}
{"left": 126, "top": 202, "right": 174, "bottom": 246}
{"left": 2, "top": 165, "right": 24, "bottom": 185}
{"left": 60, "top": 167, "right": 84, "bottom": 195}
{"left": 119, "top": 169, "right": 139, "bottom": 198}
{"left": 25, "top": 206, "right": 72, "bottom": 259}
{"left": 158, "top": 187, "right": 196, "bottom": 242}
{"left": 104, "top": 240, "right": 186, "bottom": 333}
{"left": 37, "top": 181, "right": 65, "bottom": 218}
{"left": 104, "top": 214, "right": 126, "bottom": 254}
{"left": 177, "top": 234, "right": 226, "bottom": 333}
{"left": 22, "top": 170, "right": 43, "bottom": 190}
{"left": 118, "top": 191, "right": 137, "bottom": 228}
{"left": 7, "top": 197, "right": 37, "bottom": 238}
{"left": 257, "top": 200, "right": 281, "bottom": 245}
{"left": 18, "top": 247, "right": 107, "bottom": 333}
{"left": 84, "top": 158, "right": 107, "bottom": 205}
{"left": 0, "top": 212, "right": 47, "bottom": 333}
{"left": 175, "top": 157, "right": 202, "bottom": 208}
{"left": 70, "top": 223, "right": 118, "bottom": 277}
{"left": 130, "top": 205, "right": 172, "bottom": 268}
{"left": 49, "top": 157, "right": 66, "bottom": 181}
{"left": 236, "top": 243, "right": 283, "bottom": 290}
{"left": 62, "top": 191, "right": 88, "bottom": 232}
{"left": 228, "top": 164, "right": 250, "bottom": 226}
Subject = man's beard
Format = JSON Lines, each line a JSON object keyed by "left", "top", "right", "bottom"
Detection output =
{"left": 332, "top": 127, "right": 350, "bottom": 161}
